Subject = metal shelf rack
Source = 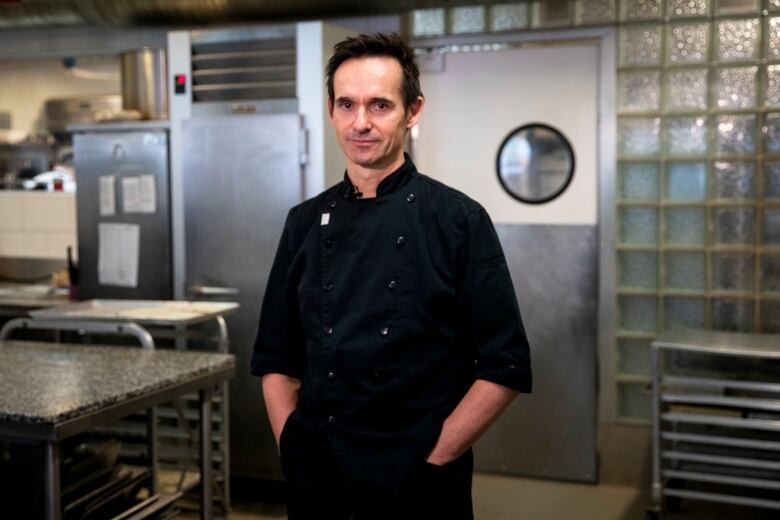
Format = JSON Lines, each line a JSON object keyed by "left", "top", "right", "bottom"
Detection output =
{"left": 3, "top": 299, "right": 239, "bottom": 518}
{"left": 648, "top": 329, "right": 780, "bottom": 519}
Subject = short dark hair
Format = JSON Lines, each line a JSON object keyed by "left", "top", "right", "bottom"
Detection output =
{"left": 325, "top": 32, "right": 423, "bottom": 112}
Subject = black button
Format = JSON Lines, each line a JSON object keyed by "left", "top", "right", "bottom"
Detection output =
{"left": 323, "top": 282, "right": 334, "bottom": 292}
{"left": 373, "top": 371, "right": 381, "bottom": 378}
{"left": 396, "top": 236, "right": 406, "bottom": 246}
{"left": 328, "top": 415, "right": 336, "bottom": 424}
{"left": 327, "top": 371, "right": 335, "bottom": 379}
{"left": 328, "top": 200, "right": 338, "bottom": 209}
{"left": 380, "top": 327, "right": 389, "bottom": 336}
{"left": 388, "top": 280, "right": 398, "bottom": 290}
{"left": 324, "top": 326, "right": 334, "bottom": 336}
{"left": 406, "top": 193, "right": 416, "bottom": 203}
{"left": 324, "top": 238, "right": 333, "bottom": 248}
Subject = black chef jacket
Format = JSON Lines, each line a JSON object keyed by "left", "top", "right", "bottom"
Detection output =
{"left": 251, "top": 155, "right": 532, "bottom": 499}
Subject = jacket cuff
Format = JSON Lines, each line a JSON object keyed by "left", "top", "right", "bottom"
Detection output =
{"left": 475, "top": 361, "right": 532, "bottom": 393}
{"left": 250, "top": 351, "right": 304, "bottom": 379}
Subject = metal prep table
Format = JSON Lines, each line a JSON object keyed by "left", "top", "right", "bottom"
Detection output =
{"left": 649, "top": 329, "right": 780, "bottom": 518}
{"left": 1, "top": 299, "right": 239, "bottom": 513}
{"left": 0, "top": 283, "right": 69, "bottom": 318}
{"left": 0, "top": 340, "right": 235, "bottom": 520}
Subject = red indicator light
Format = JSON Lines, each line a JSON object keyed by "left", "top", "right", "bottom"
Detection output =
{"left": 174, "top": 74, "right": 187, "bottom": 95}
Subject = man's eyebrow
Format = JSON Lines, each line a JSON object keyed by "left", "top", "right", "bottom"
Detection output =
{"left": 369, "top": 97, "right": 395, "bottom": 105}
{"left": 334, "top": 96, "right": 395, "bottom": 105}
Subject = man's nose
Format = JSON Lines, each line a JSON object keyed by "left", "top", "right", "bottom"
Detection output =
{"left": 352, "top": 106, "right": 372, "bottom": 132}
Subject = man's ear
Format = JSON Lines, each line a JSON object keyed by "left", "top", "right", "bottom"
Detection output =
{"left": 406, "top": 96, "right": 424, "bottom": 129}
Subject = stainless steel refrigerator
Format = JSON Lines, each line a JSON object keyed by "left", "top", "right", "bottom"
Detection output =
{"left": 182, "top": 113, "right": 303, "bottom": 479}
{"left": 72, "top": 122, "right": 173, "bottom": 300}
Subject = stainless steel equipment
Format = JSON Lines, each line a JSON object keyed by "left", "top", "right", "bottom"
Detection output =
{"left": 0, "top": 141, "right": 54, "bottom": 186}
{"left": 649, "top": 330, "right": 780, "bottom": 518}
{"left": 45, "top": 95, "right": 122, "bottom": 140}
{"left": 182, "top": 113, "right": 303, "bottom": 479}
{"left": 71, "top": 121, "right": 172, "bottom": 300}
{"left": 18, "top": 298, "right": 240, "bottom": 513}
{"left": 121, "top": 48, "right": 168, "bottom": 119}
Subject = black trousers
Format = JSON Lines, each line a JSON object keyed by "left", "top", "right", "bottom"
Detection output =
{"left": 280, "top": 421, "right": 474, "bottom": 520}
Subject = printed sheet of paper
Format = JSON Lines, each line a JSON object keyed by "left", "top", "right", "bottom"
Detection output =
{"left": 99, "top": 175, "right": 116, "bottom": 216}
{"left": 138, "top": 175, "right": 157, "bottom": 213}
{"left": 98, "top": 223, "right": 140, "bottom": 288}
{"left": 121, "top": 177, "right": 141, "bottom": 213}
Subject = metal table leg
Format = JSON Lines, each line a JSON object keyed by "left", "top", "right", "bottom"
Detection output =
{"left": 215, "top": 315, "right": 231, "bottom": 511}
{"left": 221, "top": 379, "right": 231, "bottom": 511}
{"left": 147, "top": 407, "right": 158, "bottom": 494}
{"left": 200, "top": 387, "right": 213, "bottom": 520}
{"left": 650, "top": 345, "right": 662, "bottom": 517}
{"left": 214, "top": 316, "right": 229, "bottom": 353}
{"left": 44, "top": 441, "right": 61, "bottom": 520}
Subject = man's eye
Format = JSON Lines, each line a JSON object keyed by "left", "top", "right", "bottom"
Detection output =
{"left": 373, "top": 103, "right": 388, "bottom": 111}
{"left": 338, "top": 101, "right": 353, "bottom": 110}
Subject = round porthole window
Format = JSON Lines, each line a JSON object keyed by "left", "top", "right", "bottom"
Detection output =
{"left": 496, "top": 123, "right": 575, "bottom": 204}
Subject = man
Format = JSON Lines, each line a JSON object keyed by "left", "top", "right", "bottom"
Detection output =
{"left": 252, "top": 33, "right": 532, "bottom": 519}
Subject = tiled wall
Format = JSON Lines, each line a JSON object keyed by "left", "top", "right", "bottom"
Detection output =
{"left": 407, "top": 0, "right": 780, "bottom": 422}
{"left": 615, "top": 1, "right": 780, "bottom": 422}
{"left": 0, "top": 192, "right": 77, "bottom": 260}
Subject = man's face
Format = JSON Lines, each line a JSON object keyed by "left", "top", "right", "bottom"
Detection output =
{"left": 329, "top": 56, "right": 423, "bottom": 172}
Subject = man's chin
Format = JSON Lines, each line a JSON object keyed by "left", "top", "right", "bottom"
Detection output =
{"left": 347, "top": 153, "right": 382, "bottom": 169}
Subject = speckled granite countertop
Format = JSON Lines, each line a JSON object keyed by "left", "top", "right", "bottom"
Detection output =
{"left": 0, "top": 341, "right": 235, "bottom": 424}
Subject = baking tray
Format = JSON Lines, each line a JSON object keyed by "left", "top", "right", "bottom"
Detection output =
{"left": 29, "top": 299, "right": 239, "bottom": 326}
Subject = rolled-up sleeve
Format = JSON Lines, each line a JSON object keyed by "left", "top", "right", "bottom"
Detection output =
{"left": 250, "top": 209, "right": 305, "bottom": 379}
{"left": 457, "top": 207, "right": 532, "bottom": 393}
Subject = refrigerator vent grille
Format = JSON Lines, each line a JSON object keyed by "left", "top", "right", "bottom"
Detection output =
{"left": 191, "top": 37, "right": 296, "bottom": 103}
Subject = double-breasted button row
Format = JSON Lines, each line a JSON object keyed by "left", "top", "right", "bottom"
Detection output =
{"left": 323, "top": 282, "right": 334, "bottom": 292}
{"left": 385, "top": 206, "right": 409, "bottom": 336}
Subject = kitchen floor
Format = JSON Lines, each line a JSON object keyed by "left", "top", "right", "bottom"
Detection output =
{"left": 223, "top": 472, "right": 777, "bottom": 520}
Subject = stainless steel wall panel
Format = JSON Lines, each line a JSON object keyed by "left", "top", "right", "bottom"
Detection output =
{"left": 475, "top": 223, "right": 598, "bottom": 483}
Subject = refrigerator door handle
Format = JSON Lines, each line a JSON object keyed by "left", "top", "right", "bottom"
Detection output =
{"left": 187, "top": 285, "right": 240, "bottom": 297}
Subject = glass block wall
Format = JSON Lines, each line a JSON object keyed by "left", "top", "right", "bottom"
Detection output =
{"left": 407, "top": 0, "right": 780, "bottom": 423}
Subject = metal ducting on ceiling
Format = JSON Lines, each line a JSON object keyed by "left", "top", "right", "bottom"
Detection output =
{"left": 0, "top": 0, "right": 490, "bottom": 28}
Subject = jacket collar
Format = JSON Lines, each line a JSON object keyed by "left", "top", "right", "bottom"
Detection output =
{"left": 342, "top": 153, "right": 416, "bottom": 199}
